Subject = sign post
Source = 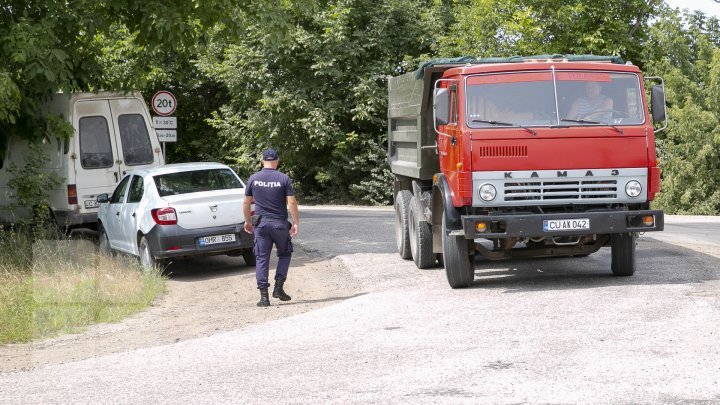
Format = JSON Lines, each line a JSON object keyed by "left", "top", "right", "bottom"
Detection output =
{"left": 151, "top": 91, "right": 178, "bottom": 159}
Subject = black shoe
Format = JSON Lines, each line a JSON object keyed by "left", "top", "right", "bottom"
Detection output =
{"left": 257, "top": 288, "right": 270, "bottom": 307}
{"left": 272, "top": 281, "right": 292, "bottom": 301}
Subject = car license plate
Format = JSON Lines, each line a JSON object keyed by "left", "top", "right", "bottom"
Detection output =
{"left": 84, "top": 199, "right": 99, "bottom": 209}
{"left": 543, "top": 218, "right": 590, "bottom": 231}
{"left": 198, "top": 234, "right": 236, "bottom": 246}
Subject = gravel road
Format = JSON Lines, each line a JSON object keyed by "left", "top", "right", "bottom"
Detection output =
{"left": 1, "top": 207, "right": 719, "bottom": 404}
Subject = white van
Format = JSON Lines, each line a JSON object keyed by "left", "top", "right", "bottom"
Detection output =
{"left": 0, "top": 92, "right": 165, "bottom": 230}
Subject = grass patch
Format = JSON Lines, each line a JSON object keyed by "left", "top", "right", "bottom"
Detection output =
{"left": 0, "top": 229, "right": 165, "bottom": 344}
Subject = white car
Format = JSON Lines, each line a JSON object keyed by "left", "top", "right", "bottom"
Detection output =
{"left": 96, "top": 162, "right": 255, "bottom": 268}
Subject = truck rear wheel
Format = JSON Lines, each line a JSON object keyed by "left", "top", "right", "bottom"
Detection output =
{"left": 442, "top": 210, "right": 474, "bottom": 288}
{"left": 408, "top": 195, "right": 436, "bottom": 269}
{"left": 395, "top": 190, "right": 413, "bottom": 260}
{"left": 611, "top": 232, "right": 636, "bottom": 276}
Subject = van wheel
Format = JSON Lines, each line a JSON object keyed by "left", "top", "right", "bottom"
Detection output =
{"left": 611, "top": 232, "right": 636, "bottom": 276}
{"left": 395, "top": 190, "right": 413, "bottom": 260}
{"left": 139, "top": 236, "right": 160, "bottom": 270}
{"left": 98, "top": 225, "right": 114, "bottom": 257}
{"left": 442, "top": 209, "right": 474, "bottom": 288}
{"left": 242, "top": 249, "right": 256, "bottom": 266}
{"left": 408, "top": 195, "right": 436, "bottom": 269}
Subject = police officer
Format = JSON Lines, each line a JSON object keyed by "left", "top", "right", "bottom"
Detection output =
{"left": 243, "top": 149, "right": 299, "bottom": 307}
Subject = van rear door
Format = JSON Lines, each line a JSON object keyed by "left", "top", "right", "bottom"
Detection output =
{"left": 74, "top": 96, "right": 161, "bottom": 214}
{"left": 109, "top": 97, "right": 161, "bottom": 178}
{"left": 74, "top": 100, "right": 121, "bottom": 211}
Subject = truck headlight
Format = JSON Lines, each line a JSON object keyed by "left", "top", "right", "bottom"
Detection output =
{"left": 625, "top": 180, "right": 642, "bottom": 198}
{"left": 479, "top": 184, "right": 497, "bottom": 202}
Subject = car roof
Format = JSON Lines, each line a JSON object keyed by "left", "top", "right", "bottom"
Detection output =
{"left": 127, "top": 162, "right": 233, "bottom": 177}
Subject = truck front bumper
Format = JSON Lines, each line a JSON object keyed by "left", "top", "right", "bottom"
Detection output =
{"left": 459, "top": 209, "right": 664, "bottom": 239}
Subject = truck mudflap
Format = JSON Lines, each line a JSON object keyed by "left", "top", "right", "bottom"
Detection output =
{"left": 458, "top": 209, "right": 664, "bottom": 239}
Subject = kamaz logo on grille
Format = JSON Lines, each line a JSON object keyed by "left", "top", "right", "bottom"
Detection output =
{"left": 504, "top": 169, "right": 621, "bottom": 179}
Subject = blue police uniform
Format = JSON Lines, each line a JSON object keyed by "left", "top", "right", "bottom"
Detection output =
{"left": 245, "top": 166, "right": 294, "bottom": 290}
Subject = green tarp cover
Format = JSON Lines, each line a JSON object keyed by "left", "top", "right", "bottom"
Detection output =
{"left": 414, "top": 54, "right": 625, "bottom": 79}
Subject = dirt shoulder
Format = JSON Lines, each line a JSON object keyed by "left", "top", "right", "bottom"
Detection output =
{"left": 0, "top": 250, "right": 359, "bottom": 373}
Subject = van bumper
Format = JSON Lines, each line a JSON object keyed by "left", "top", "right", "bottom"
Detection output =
{"left": 54, "top": 210, "right": 98, "bottom": 229}
{"left": 144, "top": 223, "right": 254, "bottom": 259}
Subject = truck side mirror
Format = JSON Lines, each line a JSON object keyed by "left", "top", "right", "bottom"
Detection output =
{"left": 434, "top": 88, "right": 450, "bottom": 126}
{"left": 651, "top": 85, "right": 666, "bottom": 123}
{"left": 97, "top": 193, "right": 109, "bottom": 204}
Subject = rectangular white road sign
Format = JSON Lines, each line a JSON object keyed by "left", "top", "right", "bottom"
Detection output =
{"left": 156, "top": 129, "right": 177, "bottom": 142}
{"left": 153, "top": 116, "right": 177, "bottom": 129}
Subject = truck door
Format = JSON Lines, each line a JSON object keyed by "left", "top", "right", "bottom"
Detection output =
{"left": 437, "top": 82, "right": 460, "bottom": 177}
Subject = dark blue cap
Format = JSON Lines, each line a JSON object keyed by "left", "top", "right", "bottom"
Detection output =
{"left": 262, "top": 149, "right": 279, "bottom": 161}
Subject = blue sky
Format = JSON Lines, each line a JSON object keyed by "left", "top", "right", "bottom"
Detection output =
{"left": 665, "top": 0, "right": 720, "bottom": 17}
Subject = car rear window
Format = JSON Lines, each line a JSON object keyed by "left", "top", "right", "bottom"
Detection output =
{"left": 153, "top": 169, "right": 244, "bottom": 197}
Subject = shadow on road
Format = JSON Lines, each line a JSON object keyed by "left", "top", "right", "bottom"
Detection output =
{"left": 461, "top": 238, "right": 719, "bottom": 292}
{"left": 275, "top": 292, "right": 368, "bottom": 306}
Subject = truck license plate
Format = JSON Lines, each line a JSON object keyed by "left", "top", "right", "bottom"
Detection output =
{"left": 543, "top": 218, "right": 590, "bottom": 231}
{"left": 198, "top": 234, "right": 236, "bottom": 246}
{"left": 84, "top": 200, "right": 99, "bottom": 209}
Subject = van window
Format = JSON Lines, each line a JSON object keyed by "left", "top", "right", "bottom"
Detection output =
{"left": 127, "top": 175, "right": 145, "bottom": 203}
{"left": 118, "top": 114, "right": 154, "bottom": 166}
{"left": 79, "top": 116, "right": 114, "bottom": 169}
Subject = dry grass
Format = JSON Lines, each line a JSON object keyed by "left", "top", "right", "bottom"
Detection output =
{"left": 0, "top": 230, "right": 165, "bottom": 344}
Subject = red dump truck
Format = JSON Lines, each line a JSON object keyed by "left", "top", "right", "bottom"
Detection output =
{"left": 388, "top": 55, "right": 667, "bottom": 288}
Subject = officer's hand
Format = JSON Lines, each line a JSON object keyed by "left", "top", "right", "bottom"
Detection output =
{"left": 290, "top": 223, "right": 298, "bottom": 238}
{"left": 244, "top": 222, "right": 254, "bottom": 234}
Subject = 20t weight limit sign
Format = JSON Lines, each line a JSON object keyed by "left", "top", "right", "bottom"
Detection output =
{"left": 152, "top": 91, "right": 177, "bottom": 116}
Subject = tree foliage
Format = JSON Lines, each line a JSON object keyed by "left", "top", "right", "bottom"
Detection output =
{"left": 2, "top": 1, "right": 720, "bottom": 212}
{"left": 200, "top": 0, "right": 444, "bottom": 203}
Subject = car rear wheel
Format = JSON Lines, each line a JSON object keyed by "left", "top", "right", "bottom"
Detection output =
{"left": 139, "top": 236, "right": 160, "bottom": 270}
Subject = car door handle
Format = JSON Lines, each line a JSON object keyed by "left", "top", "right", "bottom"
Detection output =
{"left": 114, "top": 172, "right": 119, "bottom": 182}
{"left": 116, "top": 212, "right": 120, "bottom": 216}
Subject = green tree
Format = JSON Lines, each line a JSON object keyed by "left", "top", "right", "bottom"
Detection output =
{"left": 202, "top": 0, "right": 445, "bottom": 203}
{"left": 643, "top": 7, "right": 720, "bottom": 214}
{"left": 0, "top": 0, "right": 236, "bottom": 146}
{"left": 438, "top": 0, "right": 661, "bottom": 62}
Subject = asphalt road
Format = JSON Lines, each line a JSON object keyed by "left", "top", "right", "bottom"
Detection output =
{"left": 1, "top": 207, "right": 719, "bottom": 404}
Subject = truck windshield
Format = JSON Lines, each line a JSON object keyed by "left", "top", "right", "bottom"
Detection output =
{"left": 465, "top": 70, "right": 645, "bottom": 128}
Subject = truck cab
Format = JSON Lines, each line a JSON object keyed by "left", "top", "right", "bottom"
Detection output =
{"left": 388, "top": 56, "right": 667, "bottom": 288}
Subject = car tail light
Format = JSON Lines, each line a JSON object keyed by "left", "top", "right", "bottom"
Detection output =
{"left": 151, "top": 207, "right": 178, "bottom": 225}
{"left": 67, "top": 184, "right": 78, "bottom": 205}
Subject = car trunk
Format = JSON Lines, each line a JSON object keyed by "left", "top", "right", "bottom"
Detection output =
{"left": 162, "top": 189, "right": 245, "bottom": 230}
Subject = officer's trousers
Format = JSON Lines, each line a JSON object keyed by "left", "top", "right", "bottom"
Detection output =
{"left": 253, "top": 217, "right": 293, "bottom": 289}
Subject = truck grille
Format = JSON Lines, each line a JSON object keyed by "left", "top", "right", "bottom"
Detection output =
{"left": 471, "top": 168, "right": 648, "bottom": 206}
{"left": 504, "top": 179, "right": 618, "bottom": 201}
{"left": 477, "top": 146, "right": 528, "bottom": 158}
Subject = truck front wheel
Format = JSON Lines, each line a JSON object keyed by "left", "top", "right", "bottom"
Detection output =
{"left": 611, "top": 232, "right": 636, "bottom": 276}
{"left": 442, "top": 210, "right": 474, "bottom": 288}
{"left": 409, "top": 195, "right": 436, "bottom": 269}
{"left": 395, "top": 190, "right": 413, "bottom": 260}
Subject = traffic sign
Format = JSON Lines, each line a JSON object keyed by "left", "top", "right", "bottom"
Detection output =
{"left": 156, "top": 130, "right": 177, "bottom": 142}
{"left": 151, "top": 91, "right": 177, "bottom": 116}
{"left": 153, "top": 116, "right": 177, "bottom": 129}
